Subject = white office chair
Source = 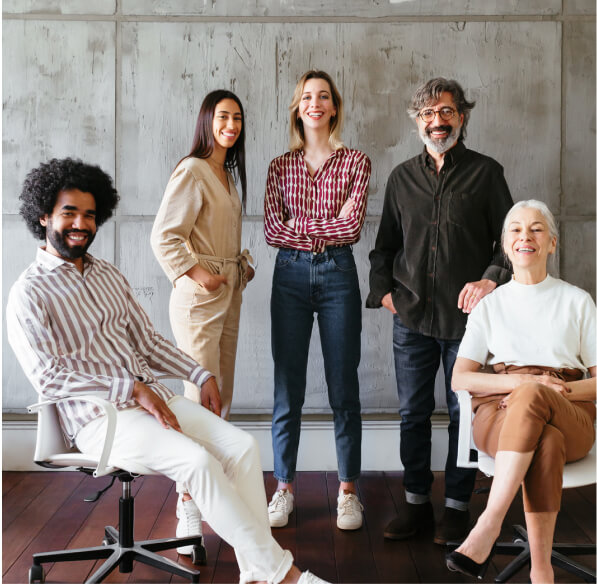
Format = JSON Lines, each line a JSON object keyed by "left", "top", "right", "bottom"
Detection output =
{"left": 455, "top": 389, "right": 596, "bottom": 583}
{"left": 26, "top": 395, "right": 206, "bottom": 584}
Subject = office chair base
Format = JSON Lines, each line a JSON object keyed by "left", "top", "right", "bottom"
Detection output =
{"left": 485, "top": 524, "right": 595, "bottom": 583}
{"left": 29, "top": 529, "right": 203, "bottom": 583}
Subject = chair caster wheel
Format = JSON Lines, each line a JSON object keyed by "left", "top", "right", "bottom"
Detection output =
{"left": 29, "top": 564, "right": 45, "bottom": 583}
{"left": 191, "top": 543, "right": 207, "bottom": 565}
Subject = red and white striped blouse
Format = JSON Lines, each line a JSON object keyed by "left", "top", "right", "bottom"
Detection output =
{"left": 264, "top": 148, "right": 371, "bottom": 253}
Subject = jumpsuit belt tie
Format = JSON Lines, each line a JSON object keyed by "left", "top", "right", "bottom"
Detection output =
{"left": 190, "top": 249, "right": 251, "bottom": 289}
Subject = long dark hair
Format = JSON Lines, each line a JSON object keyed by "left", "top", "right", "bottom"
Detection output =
{"left": 178, "top": 90, "right": 247, "bottom": 210}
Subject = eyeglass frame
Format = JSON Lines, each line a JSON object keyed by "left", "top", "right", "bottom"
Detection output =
{"left": 417, "top": 106, "right": 458, "bottom": 124}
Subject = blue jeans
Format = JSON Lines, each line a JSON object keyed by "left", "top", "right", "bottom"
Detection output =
{"left": 271, "top": 246, "right": 362, "bottom": 483}
{"left": 392, "top": 314, "right": 476, "bottom": 503}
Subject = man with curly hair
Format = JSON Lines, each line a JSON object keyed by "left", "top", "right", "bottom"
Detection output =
{"left": 6, "top": 158, "right": 328, "bottom": 584}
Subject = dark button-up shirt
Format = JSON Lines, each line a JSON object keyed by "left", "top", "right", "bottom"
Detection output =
{"left": 366, "top": 141, "right": 513, "bottom": 340}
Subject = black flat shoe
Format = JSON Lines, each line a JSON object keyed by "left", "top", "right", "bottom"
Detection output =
{"left": 445, "top": 545, "right": 496, "bottom": 579}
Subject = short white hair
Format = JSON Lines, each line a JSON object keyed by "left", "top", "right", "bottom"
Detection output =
{"left": 501, "top": 199, "right": 559, "bottom": 251}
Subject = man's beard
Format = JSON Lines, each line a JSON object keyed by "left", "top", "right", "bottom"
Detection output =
{"left": 419, "top": 124, "right": 461, "bottom": 154}
{"left": 46, "top": 223, "right": 95, "bottom": 260}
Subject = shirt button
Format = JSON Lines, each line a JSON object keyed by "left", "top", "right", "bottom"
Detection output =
{"left": 431, "top": 246, "right": 436, "bottom": 251}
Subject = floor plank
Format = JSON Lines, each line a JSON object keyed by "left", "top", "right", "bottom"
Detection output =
{"left": 3, "top": 470, "right": 594, "bottom": 584}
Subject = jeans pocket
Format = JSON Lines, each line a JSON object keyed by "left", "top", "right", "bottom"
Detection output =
{"left": 275, "top": 250, "right": 294, "bottom": 269}
{"left": 330, "top": 250, "right": 357, "bottom": 273}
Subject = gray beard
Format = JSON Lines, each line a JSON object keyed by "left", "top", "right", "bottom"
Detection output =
{"left": 420, "top": 126, "right": 461, "bottom": 154}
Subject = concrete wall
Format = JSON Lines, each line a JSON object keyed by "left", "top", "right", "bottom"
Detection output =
{"left": 3, "top": 1, "right": 595, "bottom": 417}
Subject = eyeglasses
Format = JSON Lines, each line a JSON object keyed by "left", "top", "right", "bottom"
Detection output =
{"left": 418, "top": 107, "right": 457, "bottom": 123}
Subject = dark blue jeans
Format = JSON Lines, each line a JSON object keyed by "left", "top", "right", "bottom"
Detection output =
{"left": 271, "top": 246, "right": 362, "bottom": 483}
{"left": 393, "top": 314, "right": 476, "bottom": 503}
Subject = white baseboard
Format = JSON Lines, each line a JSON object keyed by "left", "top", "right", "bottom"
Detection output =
{"left": 2, "top": 418, "right": 449, "bottom": 472}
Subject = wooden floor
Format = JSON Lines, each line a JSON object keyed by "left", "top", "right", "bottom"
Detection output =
{"left": 3, "top": 470, "right": 595, "bottom": 583}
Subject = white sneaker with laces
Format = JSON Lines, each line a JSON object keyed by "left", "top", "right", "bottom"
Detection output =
{"left": 297, "top": 570, "right": 332, "bottom": 584}
{"left": 268, "top": 489, "right": 294, "bottom": 527}
{"left": 336, "top": 492, "right": 363, "bottom": 530}
{"left": 176, "top": 497, "right": 203, "bottom": 555}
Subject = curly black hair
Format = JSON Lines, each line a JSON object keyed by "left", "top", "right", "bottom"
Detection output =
{"left": 19, "top": 158, "right": 119, "bottom": 240}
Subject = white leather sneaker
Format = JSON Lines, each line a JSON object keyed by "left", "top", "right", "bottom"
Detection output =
{"left": 297, "top": 570, "right": 332, "bottom": 584}
{"left": 336, "top": 492, "right": 363, "bottom": 530}
{"left": 268, "top": 489, "right": 294, "bottom": 527}
{"left": 176, "top": 497, "right": 202, "bottom": 555}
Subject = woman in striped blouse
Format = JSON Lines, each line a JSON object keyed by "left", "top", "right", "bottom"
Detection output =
{"left": 264, "top": 70, "right": 371, "bottom": 531}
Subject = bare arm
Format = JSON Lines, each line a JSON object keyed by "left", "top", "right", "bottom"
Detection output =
{"left": 451, "top": 357, "right": 572, "bottom": 397}
{"left": 566, "top": 366, "right": 597, "bottom": 401}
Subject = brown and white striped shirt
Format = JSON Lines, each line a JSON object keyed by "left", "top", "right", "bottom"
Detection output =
{"left": 7, "top": 248, "right": 213, "bottom": 444}
{"left": 264, "top": 148, "right": 371, "bottom": 252}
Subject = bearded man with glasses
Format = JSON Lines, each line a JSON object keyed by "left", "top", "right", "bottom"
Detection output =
{"left": 367, "top": 78, "right": 513, "bottom": 544}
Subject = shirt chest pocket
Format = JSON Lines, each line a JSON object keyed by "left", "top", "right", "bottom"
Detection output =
{"left": 447, "top": 191, "right": 482, "bottom": 227}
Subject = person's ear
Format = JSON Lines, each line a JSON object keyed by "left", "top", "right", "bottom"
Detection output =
{"left": 40, "top": 215, "right": 48, "bottom": 227}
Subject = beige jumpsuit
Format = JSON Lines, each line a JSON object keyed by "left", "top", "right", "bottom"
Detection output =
{"left": 151, "top": 157, "right": 252, "bottom": 419}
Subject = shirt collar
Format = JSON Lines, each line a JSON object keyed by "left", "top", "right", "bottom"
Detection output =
{"left": 36, "top": 246, "right": 94, "bottom": 273}
{"left": 421, "top": 140, "right": 466, "bottom": 170}
{"left": 297, "top": 147, "right": 342, "bottom": 161}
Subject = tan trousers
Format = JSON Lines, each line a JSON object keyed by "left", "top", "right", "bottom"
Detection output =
{"left": 473, "top": 381, "right": 595, "bottom": 512}
{"left": 169, "top": 259, "right": 244, "bottom": 420}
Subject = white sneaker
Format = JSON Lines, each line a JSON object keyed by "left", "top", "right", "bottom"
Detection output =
{"left": 336, "top": 492, "right": 363, "bottom": 530}
{"left": 268, "top": 489, "right": 294, "bottom": 527}
{"left": 297, "top": 570, "right": 332, "bottom": 584}
{"left": 176, "top": 497, "right": 202, "bottom": 555}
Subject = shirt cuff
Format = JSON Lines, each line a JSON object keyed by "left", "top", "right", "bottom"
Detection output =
{"left": 110, "top": 374, "right": 136, "bottom": 404}
{"left": 482, "top": 265, "right": 511, "bottom": 286}
{"left": 365, "top": 291, "right": 385, "bottom": 308}
{"left": 189, "top": 366, "right": 215, "bottom": 388}
{"left": 294, "top": 216, "right": 310, "bottom": 236}
{"left": 168, "top": 257, "right": 201, "bottom": 285}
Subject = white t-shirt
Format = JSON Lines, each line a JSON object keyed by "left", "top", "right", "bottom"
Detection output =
{"left": 458, "top": 275, "right": 596, "bottom": 372}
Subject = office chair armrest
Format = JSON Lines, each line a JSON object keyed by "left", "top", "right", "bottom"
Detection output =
{"left": 454, "top": 389, "right": 479, "bottom": 469}
{"left": 29, "top": 396, "right": 118, "bottom": 478}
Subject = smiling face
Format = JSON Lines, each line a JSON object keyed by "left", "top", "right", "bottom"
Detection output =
{"left": 212, "top": 98, "right": 242, "bottom": 153}
{"left": 503, "top": 206, "right": 557, "bottom": 279}
{"left": 415, "top": 91, "right": 463, "bottom": 154}
{"left": 297, "top": 77, "right": 337, "bottom": 132}
{"left": 40, "top": 189, "right": 97, "bottom": 270}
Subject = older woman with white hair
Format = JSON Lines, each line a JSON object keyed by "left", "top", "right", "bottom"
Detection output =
{"left": 445, "top": 200, "right": 596, "bottom": 584}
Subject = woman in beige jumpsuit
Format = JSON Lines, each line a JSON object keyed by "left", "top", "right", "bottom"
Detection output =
{"left": 152, "top": 90, "right": 254, "bottom": 419}
{"left": 151, "top": 90, "right": 254, "bottom": 554}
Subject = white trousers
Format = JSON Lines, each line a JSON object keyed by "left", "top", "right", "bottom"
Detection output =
{"left": 76, "top": 396, "right": 293, "bottom": 584}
